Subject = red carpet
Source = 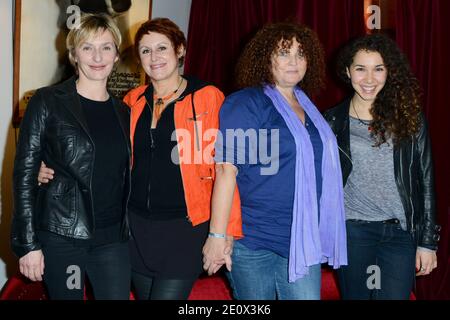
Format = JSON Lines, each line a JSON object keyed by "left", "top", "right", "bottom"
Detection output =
{"left": 0, "top": 268, "right": 341, "bottom": 300}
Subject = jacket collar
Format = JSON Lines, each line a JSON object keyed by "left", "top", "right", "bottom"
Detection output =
{"left": 327, "top": 98, "right": 353, "bottom": 168}
{"left": 54, "top": 76, "right": 92, "bottom": 138}
{"left": 53, "top": 76, "right": 126, "bottom": 143}
{"left": 331, "top": 97, "right": 351, "bottom": 137}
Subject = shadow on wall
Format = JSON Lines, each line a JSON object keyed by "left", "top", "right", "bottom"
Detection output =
{"left": 0, "top": 122, "right": 18, "bottom": 282}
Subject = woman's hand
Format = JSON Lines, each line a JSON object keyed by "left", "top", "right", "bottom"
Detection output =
{"left": 37, "top": 162, "right": 54, "bottom": 185}
{"left": 415, "top": 248, "right": 437, "bottom": 276}
{"left": 203, "top": 163, "right": 238, "bottom": 275}
{"left": 225, "top": 235, "right": 234, "bottom": 256}
{"left": 202, "top": 236, "right": 233, "bottom": 275}
{"left": 19, "top": 250, "right": 45, "bottom": 282}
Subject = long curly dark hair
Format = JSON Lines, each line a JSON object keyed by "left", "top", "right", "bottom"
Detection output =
{"left": 235, "top": 22, "right": 325, "bottom": 96}
{"left": 337, "top": 34, "right": 422, "bottom": 146}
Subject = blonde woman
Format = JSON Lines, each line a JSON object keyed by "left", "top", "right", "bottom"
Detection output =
{"left": 12, "top": 14, "right": 131, "bottom": 300}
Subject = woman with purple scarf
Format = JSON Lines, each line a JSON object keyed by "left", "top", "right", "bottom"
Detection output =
{"left": 202, "top": 22, "right": 347, "bottom": 300}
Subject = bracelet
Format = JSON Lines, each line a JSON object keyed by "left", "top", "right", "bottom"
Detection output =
{"left": 208, "top": 232, "right": 226, "bottom": 239}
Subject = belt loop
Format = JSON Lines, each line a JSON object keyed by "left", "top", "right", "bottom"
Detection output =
{"left": 382, "top": 218, "right": 400, "bottom": 224}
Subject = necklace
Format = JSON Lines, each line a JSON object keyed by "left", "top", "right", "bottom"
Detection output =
{"left": 153, "top": 77, "right": 183, "bottom": 107}
{"left": 351, "top": 99, "right": 372, "bottom": 131}
{"left": 152, "top": 77, "right": 184, "bottom": 121}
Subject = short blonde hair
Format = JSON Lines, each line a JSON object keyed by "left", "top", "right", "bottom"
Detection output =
{"left": 66, "top": 13, "right": 122, "bottom": 67}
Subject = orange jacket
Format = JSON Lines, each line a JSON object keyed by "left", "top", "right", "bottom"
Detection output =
{"left": 123, "top": 83, "right": 243, "bottom": 238}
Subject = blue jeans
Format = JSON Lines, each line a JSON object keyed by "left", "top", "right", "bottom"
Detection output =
{"left": 337, "top": 220, "right": 416, "bottom": 300}
{"left": 226, "top": 241, "right": 321, "bottom": 300}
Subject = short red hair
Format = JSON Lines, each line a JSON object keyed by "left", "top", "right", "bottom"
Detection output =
{"left": 134, "top": 18, "right": 186, "bottom": 66}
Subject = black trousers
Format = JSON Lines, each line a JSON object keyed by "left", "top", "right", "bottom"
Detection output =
{"left": 131, "top": 271, "right": 196, "bottom": 300}
{"left": 39, "top": 231, "right": 131, "bottom": 300}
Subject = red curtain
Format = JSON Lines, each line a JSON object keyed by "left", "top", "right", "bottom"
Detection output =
{"left": 184, "top": 0, "right": 366, "bottom": 109}
{"left": 396, "top": 0, "right": 450, "bottom": 300}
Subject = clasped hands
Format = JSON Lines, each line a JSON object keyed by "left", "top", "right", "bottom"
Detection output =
{"left": 202, "top": 235, "right": 234, "bottom": 276}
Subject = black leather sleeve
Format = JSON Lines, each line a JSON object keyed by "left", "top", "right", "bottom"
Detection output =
{"left": 11, "top": 89, "right": 48, "bottom": 258}
{"left": 416, "top": 113, "right": 440, "bottom": 250}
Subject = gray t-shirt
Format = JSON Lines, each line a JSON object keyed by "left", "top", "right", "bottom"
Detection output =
{"left": 344, "top": 116, "right": 407, "bottom": 230}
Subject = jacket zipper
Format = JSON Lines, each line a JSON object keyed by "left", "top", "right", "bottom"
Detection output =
{"left": 145, "top": 99, "right": 153, "bottom": 211}
{"left": 122, "top": 120, "right": 132, "bottom": 238}
{"left": 409, "top": 140, "right": 415, "bottom": 236}
{"left": 337, "top": 145, "right": 353, "bottom": 165}
{"left": 144, "top": 94, "right": 192, "bottom": 220}
{"left": 185, "top": 93, "right": 199, "bottom": 223}
{"left": 190, "top": 92, "right": 201, "bottom": 152}
{"left": 89, "top": 144, "right": 96, "bottom": 234}
{"left": 111, "top": 99, "right": 132, "bottom": 238}
{"left": 170, "top": 92, "right": 198, "bottom": 224}
{"left": 77, "top": 95, "right": 96, "bottom": 235}
{"left": 333, "top": 120, "right": 352, "bottom": 165}
{"left": 411, "top": 139, "right": 417, "bottom": 293}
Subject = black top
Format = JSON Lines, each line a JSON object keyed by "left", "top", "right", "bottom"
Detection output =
{"left": 129, "top": 83, "right": 192, "bottom": 220}
{"left": 79, "top": 94, "right": 128, "bottom": 228}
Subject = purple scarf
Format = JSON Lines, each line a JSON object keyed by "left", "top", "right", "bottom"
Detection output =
{"left": 263, "top": 85, "right": 347, "bottom": 283}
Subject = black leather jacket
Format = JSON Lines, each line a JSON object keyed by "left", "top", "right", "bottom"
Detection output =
{"left": 11, "top": 77, "right": 131, "bottom": 258}
{"left": 323, "top": 98, "right": 440, "bottom": 250}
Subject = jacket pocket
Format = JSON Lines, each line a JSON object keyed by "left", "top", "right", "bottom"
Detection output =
{"left": 41, "top": 178, "right": 77, "bottom": 229}
{"left": 197, "top": 166, "right": 214, "bottom": 201}
{"left": 199, "top": 166, "right": 214, "bottom": 181}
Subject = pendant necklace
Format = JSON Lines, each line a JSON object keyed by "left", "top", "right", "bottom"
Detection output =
{"left": 351, "top": 99, "right": 372, "bottom": 132}
{"left": 153, "top": 77, "right": 184, "bottom": 121}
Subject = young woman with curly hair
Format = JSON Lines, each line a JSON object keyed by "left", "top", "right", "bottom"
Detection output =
{"left": 324, "top": 33, "right": 440, "bottom": 299}
{"left": 202, "top": 22, "right": 347, "bottom": 300}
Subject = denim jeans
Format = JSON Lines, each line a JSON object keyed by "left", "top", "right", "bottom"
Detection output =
{"left": 337, "top": 220, "right": 416, "bottom": 300}
{"left": 226, "top": 241, "right": 321, "bottom": 300}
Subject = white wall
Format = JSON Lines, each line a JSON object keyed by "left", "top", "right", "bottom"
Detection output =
{"left": 0, "top": 0, "right": 193, "bottom": 291}
{"left": 0, "top": 0, "right": 16, "bottom": 289}
{"left": 151, "top": 0, "right": 192, "bottom": 40}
